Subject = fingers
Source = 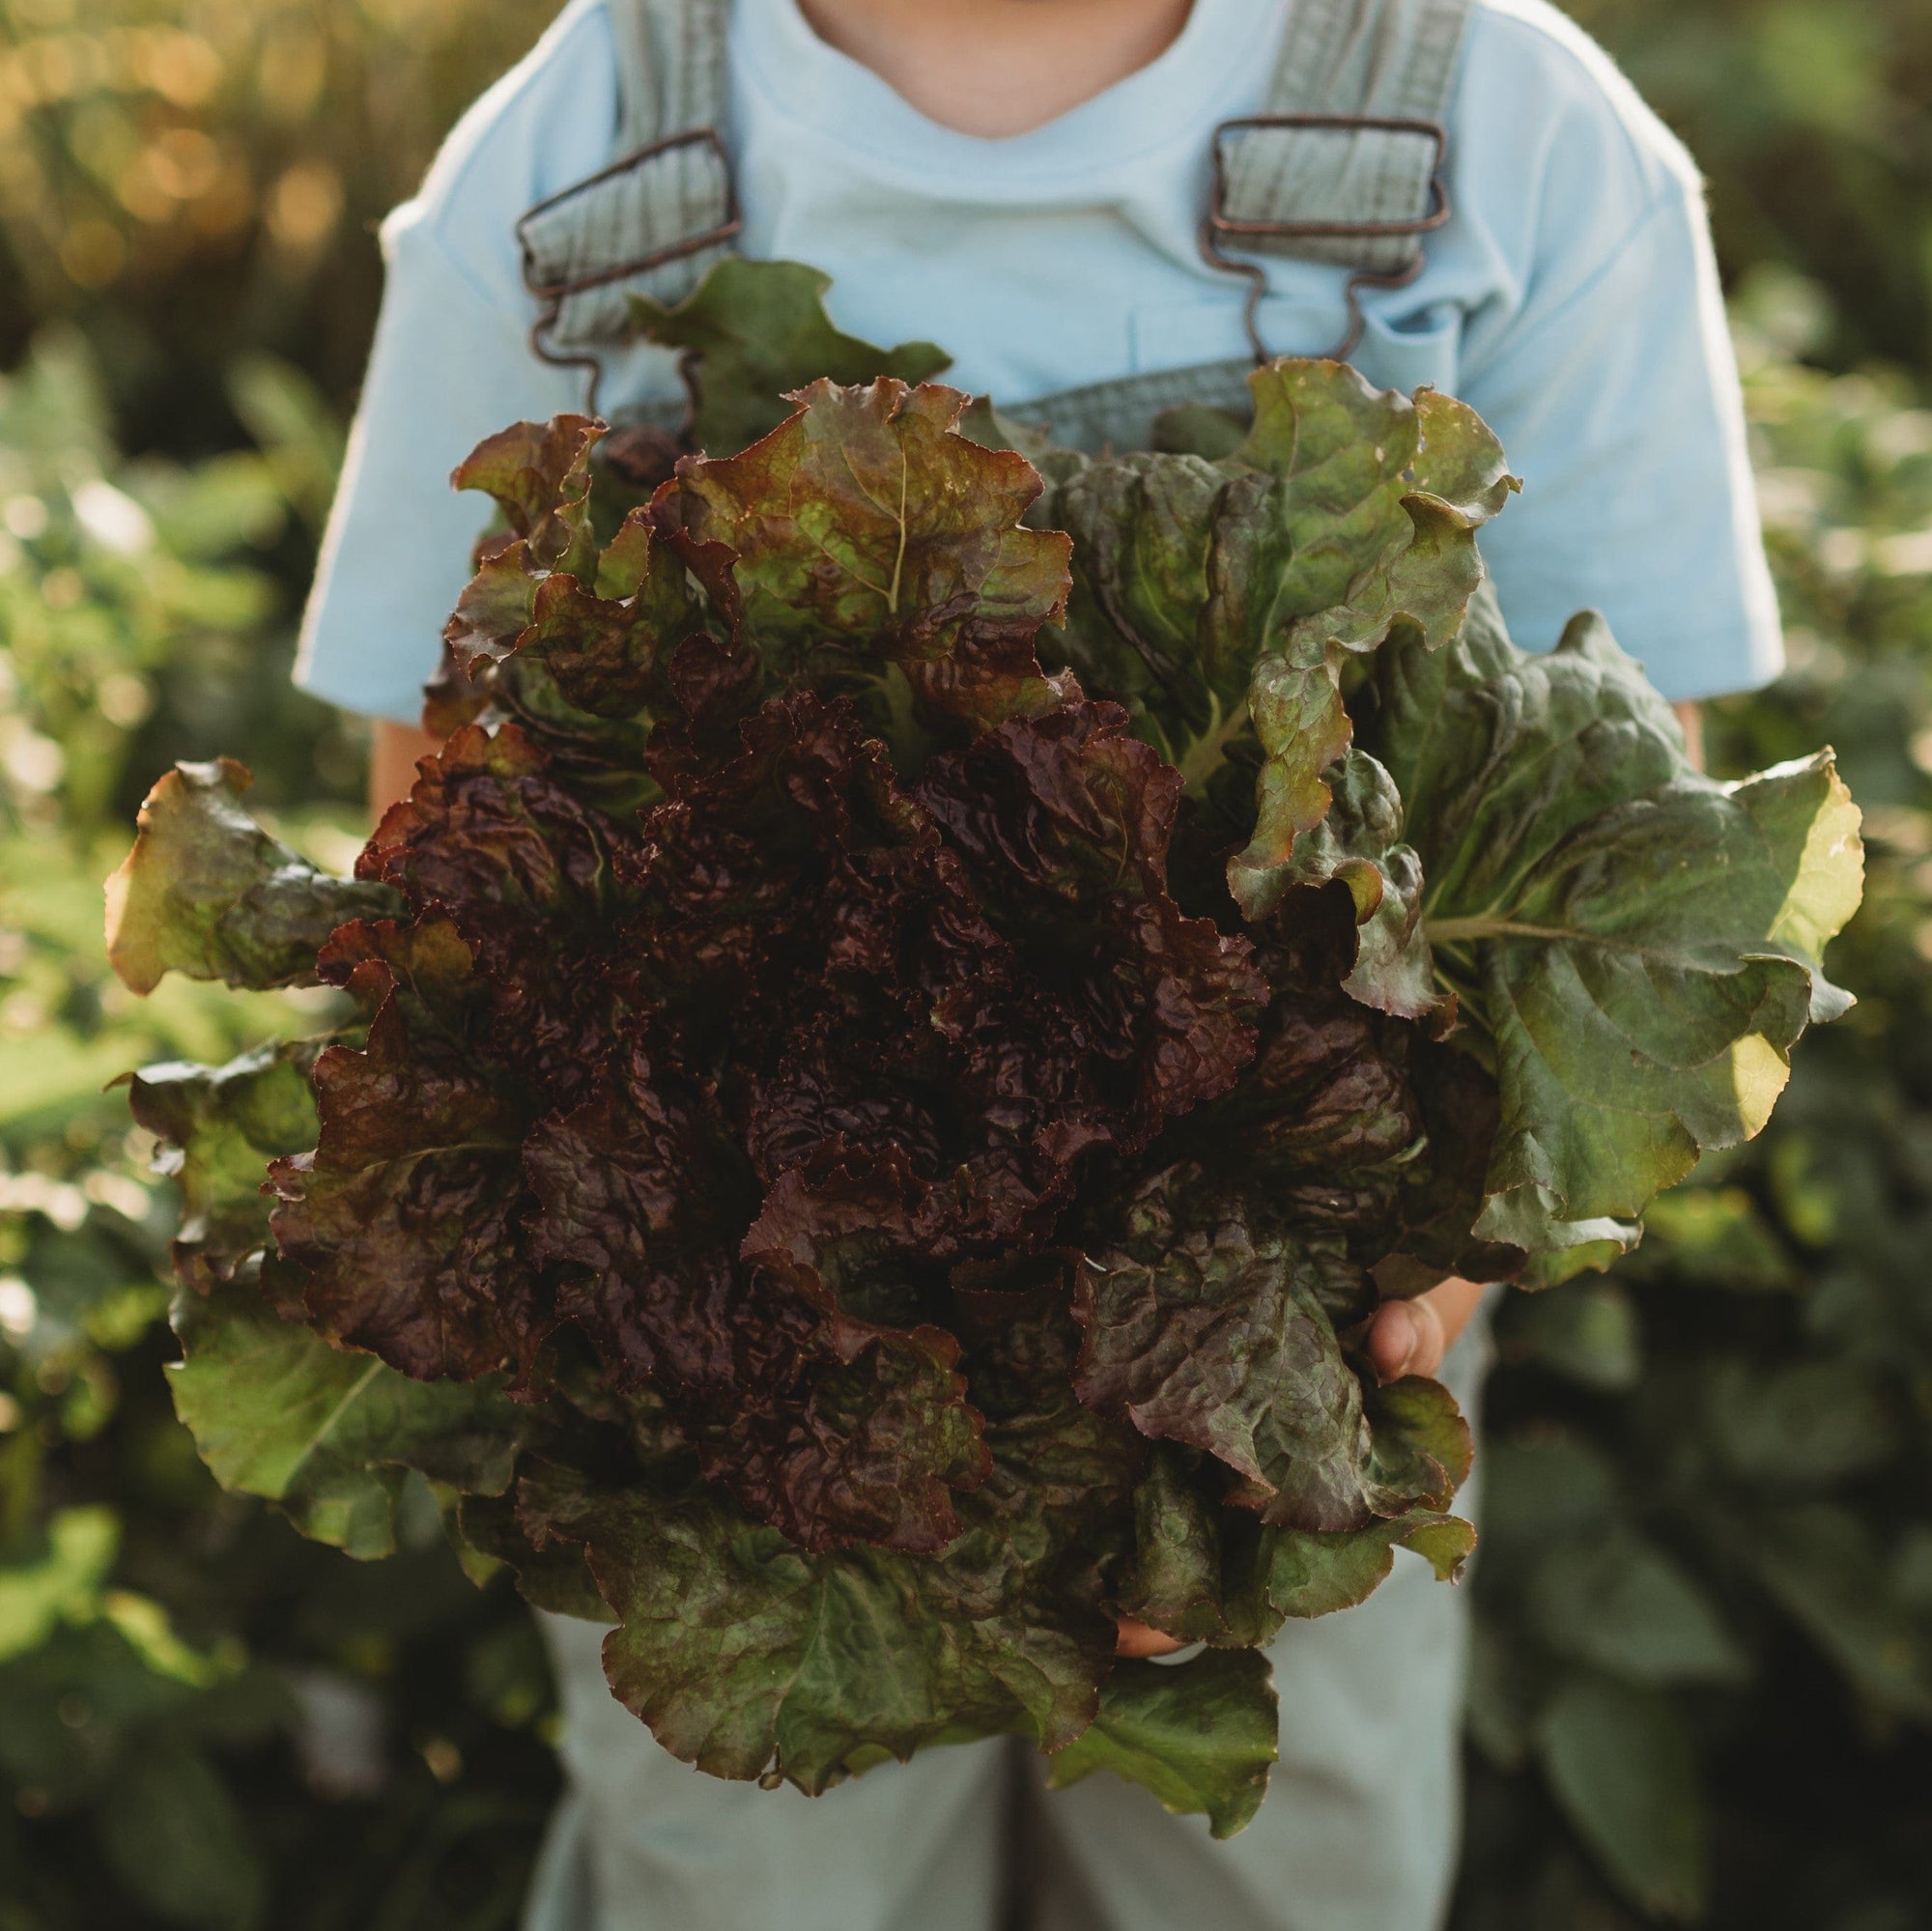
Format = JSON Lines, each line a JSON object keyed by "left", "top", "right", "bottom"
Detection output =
{"left": 1367, "top": 1274, "right": 1489, "bottom": 1382}
{"left": 1368, "top": 1293, "right": 1445, "bottom": 1382}
{"left": 1115, "top": 1617, "right": 1188, "bottom": 1660}
{"left": 1672, "top": 698, "right": 1706, "bottom": 773}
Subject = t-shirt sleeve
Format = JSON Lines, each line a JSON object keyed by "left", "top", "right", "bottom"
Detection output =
{"left": 293, "top": 211, "right": 584, "bottom": 725}
{"left": 1457, "top": 160, "right": 1783, "bottom": 702}
{"left": 295, "top": 0, "right": 630, "bottom": 725}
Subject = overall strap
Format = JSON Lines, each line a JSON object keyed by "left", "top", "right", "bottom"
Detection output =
{"left": 1021, "top": 0, "right": 1475, "bottom": 452}
{"left": 517, "top": 0, "right": 736, "bottom": 375}
{"left": 1208, "top": 0, "right": 1474, "bottom": 355}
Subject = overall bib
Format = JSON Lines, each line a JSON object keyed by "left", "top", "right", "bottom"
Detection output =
{"left": 514, "top": 6, "right": 1495, "bottom": 1927}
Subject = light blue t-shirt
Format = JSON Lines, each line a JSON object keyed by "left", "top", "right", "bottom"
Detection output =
{"left": 297, "top": 0, "right": 1783, "bottom": 724}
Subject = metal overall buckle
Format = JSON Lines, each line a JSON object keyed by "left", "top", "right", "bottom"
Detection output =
{"left": 1202, "top": 113, "right": 1452, "bottom": 364}
{"left": 516, "top": 126, "right": 742, "bottom": 414}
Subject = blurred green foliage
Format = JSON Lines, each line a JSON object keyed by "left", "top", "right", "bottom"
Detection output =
{"left": 1576, "top": 0, "right": 1932, "bottom": 371}
{"left": 1451, "top": 272, "right": 1932, "bottom": 1930}
{"left": 0, "top": 1, "right": 1929, "bottom": 1926}
{"left": 0, "top": 328, "right": 557, "bottom": 1931}
{"left": 0, "top": 0, "right": 566, "bottom": 448}
{"left": 2, "top": 10, "right": 576, "bottom": 1922}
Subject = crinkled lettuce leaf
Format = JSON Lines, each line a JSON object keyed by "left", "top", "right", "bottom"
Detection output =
{"left": 435, "top": 378, "right": 1077, "bottom": 779}
{"left": 439, "top": 421, "right": 700, "bottom": 781}
{"left": 1072, "top": 1171, "right": 1467, "bottom": 1534}
{"left": 656, "top": 377, "right": 1073, "bottom": 739}
{"left": 269, "top": 979, "right": 545, "bottom": 1386}
{"left": 262, "top": 678, "right": 1261, "bottom": 1556}
{"left": 128, "top": 1048, "right": 523, "bottom": 1560}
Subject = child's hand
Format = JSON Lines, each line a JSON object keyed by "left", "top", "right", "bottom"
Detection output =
{"left": 1116, "top": 1617, "right": 1189, "bottom": 1660}
{"left": 1113, "top": 1273, "right": 1490, "bottom": 1659}
{"left": 1365, "top": 1273, "right": 1489, "bottom": 1385}
{"left": 371, "top": 721, "right": 444, "bottom": 818}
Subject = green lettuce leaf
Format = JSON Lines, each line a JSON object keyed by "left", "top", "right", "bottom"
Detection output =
{"left": 104, "top": 759, "right": 399, "bottom": 994}
{"left": 1229, "top": 1508, "right": 1478, "bottom": 1633}
{"left": 1118, "top": 1446, "right": 1236, "bottom": 1644}
{"left": 1365, "top": 604, "right": 1864, "bottom": 1273}
{"left": 632, "top": 258, "right": 952, "bottom": 455}
{"left": 124, "top": 1043, "right": 320, "bottom": 1291}
{"left": 1261, "top": 748, "right": 1443, "bottom": 1023}
{"left": 1231, "top": 381, "right": 1515, "bottom": 922}
{"left": 1042, "top": 365, "right": 1515, "bottom": 923}
{"left": 169, "top": 1280, "right": 521, "bottom": 1560}
{"left": 1117, "top": 1440, "right": 1476, "bottom": 1650}
{"left": 1043, "top": 1649, "right": 1279, "bottom": 1838}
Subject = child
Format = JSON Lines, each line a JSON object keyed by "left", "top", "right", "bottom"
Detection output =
{"left": 297, "top": 3, "right": 1780, "bottom": 1926}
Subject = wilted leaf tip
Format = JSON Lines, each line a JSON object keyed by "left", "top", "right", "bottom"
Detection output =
{"left": 105, "top": 756, "right": 398, "bottom": 996}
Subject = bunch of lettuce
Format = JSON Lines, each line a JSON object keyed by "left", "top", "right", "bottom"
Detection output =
{"left": 103, "top": 281, "right": 1862, "bottom": 1834}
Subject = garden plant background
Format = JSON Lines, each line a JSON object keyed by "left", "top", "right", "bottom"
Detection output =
{"left": 0, "top": 2, "right": 1928, "bottom": 1926}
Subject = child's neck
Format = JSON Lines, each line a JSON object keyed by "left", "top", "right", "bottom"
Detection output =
{"left": 795, "top": 0, "right": 1197, "bottom": 138}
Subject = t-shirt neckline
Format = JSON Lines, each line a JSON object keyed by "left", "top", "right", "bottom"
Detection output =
{"left": 733, "top": 0, "right": 1275, "bottom": 184}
